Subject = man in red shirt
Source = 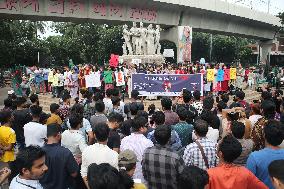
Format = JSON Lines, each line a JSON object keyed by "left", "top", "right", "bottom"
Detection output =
{"left": 207, "top": 135, "right": 268, "bottom": 189}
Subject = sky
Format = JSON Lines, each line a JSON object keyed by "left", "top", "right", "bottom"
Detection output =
{"left": 40, "top": 0, "right": 284, "bottom": 38}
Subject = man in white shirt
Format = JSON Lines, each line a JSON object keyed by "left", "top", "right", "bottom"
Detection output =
{"left": 24, "top": 106, "right": 47, "bottom": 147}
{"left": 10, "top": 146, "right": 48, "bottom": 189}
{"left": 120, "top": 117, "right": 153, "bottom": 183}
{"left": 81, "top": 122, "right": 118, "bottom": 188}
{"left": 103, "top": 88, "right": 113, "bottom": 115}
{"left": 66, "top": 104, "right": 94, "bottom": 145}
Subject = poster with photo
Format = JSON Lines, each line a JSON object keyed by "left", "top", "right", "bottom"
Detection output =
{"left": 178, "top": 26, "right": 192, "bottom": 63}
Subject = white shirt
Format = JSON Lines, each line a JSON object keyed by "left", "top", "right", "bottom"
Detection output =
{"left": 24, "top": 122, "right": 47, "bottom": 147}
{"left": 120, "top": 133, "right": 153, "bottom": 183}
{"left": 81, "top": 143, "right": 118, "bottom": 177}
{"left": 66, "top": 118, "right": 92, "bottom": 141}
{"left": 249, "top": 115, "right": 262, "bottom": 128}
{"left": 61, "top": 130, "right": 88, "bottom": 158}
{"left": 10, "top": 175, "right": 43, "bottom": 189}
{"left": 103, "top": 98, "right": 113, "bottom": 115}
{"left": 192, "top": 127, "right": 219, "bottom": 143}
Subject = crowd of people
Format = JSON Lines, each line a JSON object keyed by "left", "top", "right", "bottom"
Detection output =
{"left": 0, "top": 76, "right": 284, "bottom": 189}
{"left": 10, "top": 62, "right": 283, "bottom": 100}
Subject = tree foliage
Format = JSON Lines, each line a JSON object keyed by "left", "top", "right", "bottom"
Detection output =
{"left": 0, "top": 20, "right": 254, "bottom": 68}
{"left": 192, "top": 32, "right": 253, "bottom": 64}
{"left": 278, "top": 12, "right": 284, "bottom": 25}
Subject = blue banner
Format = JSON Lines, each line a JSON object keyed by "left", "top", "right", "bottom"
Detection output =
{"left": 131, "top": 73, "right": 203, "bottom": 96}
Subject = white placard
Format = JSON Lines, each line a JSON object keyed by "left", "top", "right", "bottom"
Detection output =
{"left": 132, "top": 59, "right": 141, "bottom": 66}
{"left": 163, "top": 49, "right": 174, "bottom": 57}
{"left": 85, "top": 72, "right": 101, "bottom": 88}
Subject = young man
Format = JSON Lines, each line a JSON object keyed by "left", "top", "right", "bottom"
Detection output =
{"left": 246, "top": 120, "right": 284, "bottom": 189}
{"left": 61, "top": 114, "right": 88, "bottom": 164}
{"left": 251, "top": 100, "right": 276, "bottom": 151}
{"left": 142, "top": 125, "right": 184, "bottom": 189}
{"left": 103, "top": 88, "right": 113, "bottom": 115}
{"left": 90, "top": 100, "right": 108, "bottom": 129}
{"left": 10, "top": 146, "right": 48, "bottom": 189}
{"left": 120, "top": 117, "right": 153, "bottom": 183}
{"left": 107, "top": 112, "right": 124, "bottom": 152}
{"left": 147, "top": 111, "right": 182, "bottom": 151}
{"left": 177, "top": 165, "right": 209, "bottom": 189}
{"left": 46, "top": 103, "right": 62, "bottom": 125}
{"left": 183, "top": 119, "right": 217, "bottom": 170}
{"left": 231, "top": 121, "right": 253, "bottom": 166}
{"left": 24, "top": 105, "right": 47, "bottom": 147}
{"left": 161, "top": 97, "right": 179, "bottom": 126}
{"left": 40, "top": 124, "right": 78, "bottom": 189}
{"left": 30, "top": 94, "right": 39, "bottom": 106}
{"left": 192, "top": 90, "right": 203, "bottom": 116}
{"left": 268, "top": 160, "right": 284, "bottom": 189}
{"left": 118, "top": 150, "right": 147, "bottom": 189}
{"left": 0, "top": 110, "right": 16, "bottom": 163}
{"left": 81, "top": 123, "right": 118, "bottom": 188}
{"left": 12, "top": 97, "right": 32, "bottom": 150}
{"left": 58, "top": 93, "right": 71, "bottom": 121}
{"left": 207, "top": 135, "right": 267, "bottom": 189}
{"left": 66, "top": 104, "right": 94, "bottom": 145}
{"left": 172, "top": 107, "right": 194, "bottom": 147}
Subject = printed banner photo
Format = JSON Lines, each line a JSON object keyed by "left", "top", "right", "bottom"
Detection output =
{"left": 132, "top": 73, "right": 203, "bottom": 96}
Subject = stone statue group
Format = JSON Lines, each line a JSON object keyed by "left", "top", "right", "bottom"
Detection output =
{"left": 122, "top": 22, "right": 161, "bottom": 56}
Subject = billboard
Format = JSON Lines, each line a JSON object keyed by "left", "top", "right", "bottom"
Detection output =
{"left": 178, "top": 26, "right": 192, "bottom": 63}
{"left": 132, "top": 73, "right": 203, "bottom": 96}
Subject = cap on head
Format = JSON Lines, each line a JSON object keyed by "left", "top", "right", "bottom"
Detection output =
{"left": 118, "top": 150, "right": 138, "bottom": 165}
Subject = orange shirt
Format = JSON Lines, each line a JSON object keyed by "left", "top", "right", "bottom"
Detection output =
{"left": 207, "top": 164, "right": 268, "bottom": 189}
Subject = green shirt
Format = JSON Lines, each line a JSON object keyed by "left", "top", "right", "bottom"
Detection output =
{"left": 104, "top": 71, "right": 113, "bottom": 84}
{"left": 172, "top": 122, "right": 194, "bottom": 147}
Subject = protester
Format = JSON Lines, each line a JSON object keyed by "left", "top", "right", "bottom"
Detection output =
{"left": 177, "top": 165, "right": 209, "bottom": 189}
{"left": 66, "top": 104, "right": 94, "bottom": 145}
{"left": 183, "top": 119, "right": 218, "bottom": 170}
{"left": 172, "top": 107, "right": 194, "bottom": 147}
{"left": 207, "top": 135, "right": 268, "bottom": 189}
{"left": 118, "top": 150, "right": 147, "bottom": 189}
{"left": 46, "top": 103, "right": 62, "bottom": 125}
{"left": 24, "top": 105, "right": 47, "bottom": 147}
{"left": 161, "top": 97, "right": 179, "bottom": 126}
{"left": 61, "top": 113, "right": 88, "bottom": 164}
{"left": 81, "top": 123, "right": 118, "bottom": 188}
{"left": 107, "top": 112, "right": 124, "bottom": 152}
{"left": 120, "top": 117, "right": 153, "bottom": 183}
{"left": 87, "top": 163, "right": 132, "bottom": 189}
{"left": 231, "top": 121, "right": 253, "bottom": 166}
{"left": 12, "top": 97, "right": 32, "bottom": 150}
{"left": 40, "top": 124, "right": 78, "bottom": 189}
{"left": 249, "top": 103, "right": 262, "bottom": 128}
{"left": 0, "top": 110, "right": 16, "bottom": 165}
{"left": 268, "top": 160, "right": 284, "bottom": 189}
{"left": 192, "top": 91, "right": 203, "bottom": 116}
{"left": 9, "top": 146, "right": 48, "bottom": 189}
{"left": 142, "top": 125, "right": 184, "bottom": 189}
{"left": 147, "top": 111, "right": 182, "bottom": 151}
{"left": 251, "top": 100, "right": 276, "bottom": 151}
{"left": 247, "top": 120, "right": 284, "bottom": 189}
{"left": 90, "top": 100, "right": 108, "bottom": 129}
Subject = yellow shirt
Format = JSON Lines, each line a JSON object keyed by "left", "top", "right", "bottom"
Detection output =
{"left": 0, "top": 126, "right": 16, "bottom": 162}
{"left": 46, "top": 113, "right": 63, "bottom": 125}
{"left": 133, "top": 183, "right": 147, "bottom": 189}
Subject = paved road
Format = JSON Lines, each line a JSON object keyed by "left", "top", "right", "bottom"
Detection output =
{"left": 0, "top": 87, "right": 11, "bottom": 106}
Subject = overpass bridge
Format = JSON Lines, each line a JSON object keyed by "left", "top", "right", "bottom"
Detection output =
{"left": 0, "top": 0, "right": 281, "bottom": 63}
